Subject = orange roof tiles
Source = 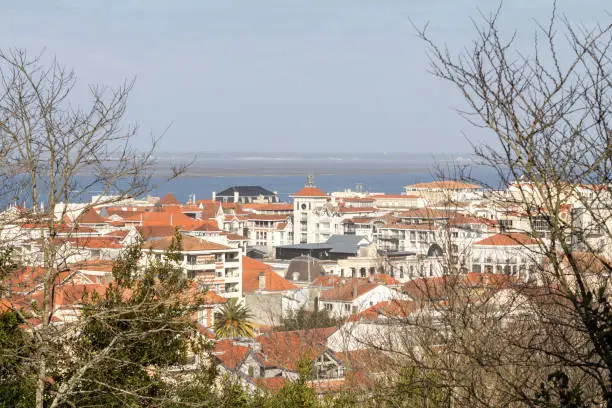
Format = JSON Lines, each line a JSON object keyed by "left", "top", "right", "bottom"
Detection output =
{"left": 372, "top": 194, "right": 421, "bottom": 199}
{"left": 474, "top": 232, "right": 538, "bottom": 246}
{"left": 145, "top": 235, "right": 232, "bottom": 251}
{"left": 254, "top": 377, "right": 286, "bottom": 393}
{"left": 68, "top": 260, "right": 115, "bottom": 273}
{"left": 380, "top": 222, "right": 439, "bottom": 231}
{"left": 68, "top": 237, "right": 122, "bottom": 249}
{"left": 320, "top": 281, "right": 379, "bottom": 302}
{"left": 338, "top": 207, "right": 377, "bottom": 214}
{"left": 123, "top": 211, "right": 195, "bottom": 228}
{"left": 76, "top": 208, "right": 108, "bottom": 224}
{"left": 242, "top": 257, "right": 297, "bottom": 292}
{"left": 258, "top": 327, "right": 337, "bottom": 371}
{"left": 242, "top": 203, "right": 294, "bottom": 211}
{"left": 247, "top": 214, "right": 289, "bottom": 221}
{"left": 213, "top": 340, "right": 251, "bottom": 370}
{"left": 159, "top": 192, "right": 181, "bottom": 205}
{"left": 292, "top": 186, "right": 327, "bottom": 197}
{"left": 349, "top": 300, "right": 418, "bottom": 322}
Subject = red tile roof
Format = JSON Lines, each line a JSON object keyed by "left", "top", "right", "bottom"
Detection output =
{"left": 292, "top": 186, "right": 327, "bottom": 197}
{"left": 159, "top": 192, "right": 181, "bottom": 205}
{"left": 349, "top": 300, "right": 418, "bottom": 322}
{"left": 253, "top": 377, "right": 286, "bottom": 393}
{"left": 124, "top": 211, "right": 196, "bottom": 228}
{"left": 242, "top": 257, "right": 297, "bottom": 292}
{"left": 247, "top": 214, "right": 289, "bottom": 222}
{"left": 258, "top": 327, "right": 337, "bottom": 371}
{"left": 242, "top": 203, "right": 294, "bottom": 212}
{"left": 320, "top": 281, "right": 379, "bottom": 302}
{"left": 474, "top": 232, "right": 538, "bottom": 246}
{"left": 144, "top": 235, "right": 232, "bottom": 251}
{"left": 213, "top": 340, "right": 251, "bottom": 370}
{"left": 76, "top": 208, "right": 108, "bottom": 224}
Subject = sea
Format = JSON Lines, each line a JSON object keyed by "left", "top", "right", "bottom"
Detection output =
{"left": 4, "top": 152, "right": 504, "bottom": 207}
{"left": 146, "top": 152, "right": 504, "bottom": 203}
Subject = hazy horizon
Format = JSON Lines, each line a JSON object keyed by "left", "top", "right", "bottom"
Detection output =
{"left": 3, "top": 1, "right": 609, "bottom": 153}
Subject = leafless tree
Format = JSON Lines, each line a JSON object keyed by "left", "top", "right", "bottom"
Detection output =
{"left": 386, "top": 3, "right": 612, "bottom": 407}
{"left": 0, "top": 49, "right": 187, "bottom": 408}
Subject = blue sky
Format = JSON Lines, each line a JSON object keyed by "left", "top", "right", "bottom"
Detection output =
{"left": 1, "top": 1, "right": 608, "bottom": 153}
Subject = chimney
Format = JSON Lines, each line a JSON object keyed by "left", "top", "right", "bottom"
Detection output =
{"left": 258, "top": 272, "right": 266, "bottom": 290}
{"left": 212, "top": 191, "right": 216, "bottom": 201}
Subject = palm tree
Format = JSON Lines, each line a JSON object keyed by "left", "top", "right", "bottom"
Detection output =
{"left": 213, "top": 298, "right": 254, "bottom": 339}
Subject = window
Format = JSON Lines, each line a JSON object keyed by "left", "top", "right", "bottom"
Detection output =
{"left": 344, "top": 304, "right": 351, "bottom": 313}
{"left": 360, "top": 268, "right": 366, "bottom": 278}
{"left": 399, "top": 266, "right": 404, "bottom": 279}
{"left": 325, "top": 303, "right": 333, "bottom": 312}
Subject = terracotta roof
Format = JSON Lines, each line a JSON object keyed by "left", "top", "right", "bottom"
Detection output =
{"left": 396, "top": 208, "right": 452, "bottom": 219}
{"left": 76, "top": 208, "right": 108, "bottom": 224}
{"left": 136, "top": 225, "right": 177, "bottom": 240}
{"left": 474, "top": 232, "right": 538, "bottom": 246}
{"left": 213, "top": 340, "right": 251, "bottom": 370}
{"left": 104, "top": 229, "right": 130, "bottom": 239}
{"left": 372, "top": 194, "right": 422, "bottom": 199}
{"left": 254, "top": 377, "right": 286, "bottom": 393}
{"left": 221, "top": 232, "right": 248, "bottom": 241}
{"left": 338, "top": 207, "right": 377, "bottom": 214}
{"left": 67, "top": 237, "right": 122, "bottom": 249}
{"left": 380, "top": 222, "right": 439, "bottom": 231}
{"left": 320, "top": 281, "right": 380, "bottom": 302}
{"left": 242, "top": 203, "right": 294, "bottom": 212}
{"left": 124, "top": 211, "right": 196, "bottom": 228}
{"left": 403, "top": 276, "right": 458, "bottom": 301}
{"left": 405, "top": 180, "right": 481, "bottom": 190}
{"left": 69, "top": 260, "right": 115, "bottom": 273}
{"left": 349, "top": 300, "right": 418, "bottom": 322}
{"left": 292, "top": 186, "right": 327, "bottom": 197}
{"left": 186, "top": 220, "right": 221, "bottom": 232}
{"left": 145, "top": 235, "right": 232, "bottom": 251}
{"left": 159, "top": 192, "right": 181, "bottom": 205}
{"left": 242, "top": 257, "right": 297, "bottom": 292}
{"left": 276, "top": 222, "right": 288, "bottom": 230}
{"left": 312, "top": 275, "right": 345, "bottom": 287}
{"left": 247, "top": 214, "right": 289, "bottom": 221}
{"left": 258, "top": 327, "right": 337, "bottom": 371}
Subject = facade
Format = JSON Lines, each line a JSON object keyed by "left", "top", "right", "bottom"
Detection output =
{"left": 143, "top": 235, "right": 243, "bottom": 298}
{"left": 214, "top": 186, "right": 279, "bottom": 204}
{"left": 291, "top": 184, "right": 330, "bottom": 244}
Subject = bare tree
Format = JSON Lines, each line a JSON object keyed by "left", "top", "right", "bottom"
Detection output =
{"left": 394, "top": 3, "right": 612, "bottom": 407}
{"left": 0, "top": 49, "right": 187, "bottom": 408}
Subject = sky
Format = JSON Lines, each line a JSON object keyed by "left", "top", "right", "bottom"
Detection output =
{"left": 1, "top": 1, "right": 609, "bottom": 153}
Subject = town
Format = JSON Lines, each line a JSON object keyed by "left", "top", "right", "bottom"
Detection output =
{"left": 3, "top": 175, "right": 608, "bottom": 399}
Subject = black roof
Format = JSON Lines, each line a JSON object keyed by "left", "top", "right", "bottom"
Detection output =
{"left": 276, "top": 235, "right": 368, "bottom": 255}
{"left": 217, "top": 186, "right": 275, "bottom": 197}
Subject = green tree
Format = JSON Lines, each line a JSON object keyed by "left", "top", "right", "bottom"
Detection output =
{"left": 214, "top": 298, "right": 254, "bottom": 339}
{"left": 0, "top": 311, "right": 35, "bottom": 408}
{"left": 272, "top": 357, "right": 318, "bottom": 408}
{"left": 278, "top": 307, "right": 341, "bottom": 332}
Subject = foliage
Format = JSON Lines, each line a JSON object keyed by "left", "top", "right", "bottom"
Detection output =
{"left": 277, "top": 307, "right": 342, "bottom": 332}
{"left": 0, "top": 311, "right": 35, "bottom": 408}
{"left": 270, "top": 357, "right": 319, "bottom": 408}
{"left": 535, "top": 371, "right": 589, "bottom": 408}
{"left": 214, "top": 298, "right": 254, "bottom": 339}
